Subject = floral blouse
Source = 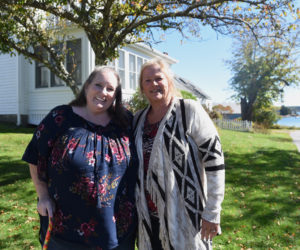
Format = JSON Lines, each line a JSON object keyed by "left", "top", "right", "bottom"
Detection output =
{"left": 22, "top": 105, "right": 138, "bottom": 250}
{"left": 142, "top": 119, "right": 160, "bottom": 216}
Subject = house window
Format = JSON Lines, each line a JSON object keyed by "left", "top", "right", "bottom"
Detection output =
{"left": 35, "top": 38, "right": 82, "bottom": 88}
{"left": 50, "top": 43, "right": 64, "bottom": 87}
{"left": 129, "top": 54, "right": 136, "bottom": 89}
{"left": 66, "top": 39, "right": 82, "bottom": 85}
{"left": 137, "top": 56, "right": 144, "bottom": 86}
{"left": 129, "top": 54, "right": 145, "bottom": 90}
{"left": 110, "top": 50, "right": 147, "bottom": 90}
{"left": 35, "top": 48, "right": 50, "bottom": 88}
{"left": 117, "top": 50, "right": 125, "bottom": 88}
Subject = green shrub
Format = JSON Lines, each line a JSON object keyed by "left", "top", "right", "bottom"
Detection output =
{"left": 253, "top": 106, "right": 279, "bottom": 128}
{"left": 180, "top": 90, "right": 197, "bottom": 100}
{"left": 126, "top": 88, "right": 148, "bottom": 114}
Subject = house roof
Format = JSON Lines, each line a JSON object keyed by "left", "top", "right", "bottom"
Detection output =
{"left": 174, "top": 75, "right": 211, "bottom": 100}
{"left": 127, "top": 43, "right": 178, "bottom": 65}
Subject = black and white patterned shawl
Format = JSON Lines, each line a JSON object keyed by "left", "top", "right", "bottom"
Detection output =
{"left": 133, "top": 98, "right": 225, "bottom": 250}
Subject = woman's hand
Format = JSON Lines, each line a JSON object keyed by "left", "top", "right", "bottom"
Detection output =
{"left": 37, "top": 196, "right": 56, "bottom": 217}
{"left": 201, "top": 219, "right": 219, "bottom": 241}
{"left": 29, "top": 164, "right": 55, "bottom": 217}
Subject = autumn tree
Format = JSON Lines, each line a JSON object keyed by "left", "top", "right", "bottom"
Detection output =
{"left": 213, "top": 104, "right": 234, "bottom": 114}
{"left": 0, "top": 0, "right": 299, "bottom": 96}
{"left": 228, "top": 31, "right": 300, "bottom": 122}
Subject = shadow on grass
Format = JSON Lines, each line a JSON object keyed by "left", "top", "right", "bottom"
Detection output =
{"left": 0, "top": 123, "right": 35, "bottom": 134}
{"left": 222, "top": 147, "right": 300, "bottom": 241}
{"left": 0, "top": 159, "right": 30, "bottom": 186}
{"left": 268, "top": 136, "right": 295, "bottom": 143}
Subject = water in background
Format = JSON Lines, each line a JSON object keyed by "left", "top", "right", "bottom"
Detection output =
{"left": 276, "top": 112, "right": 300, "bottom": 128}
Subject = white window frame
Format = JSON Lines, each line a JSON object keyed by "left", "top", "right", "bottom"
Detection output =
{"left": 128, "top": 53, "right": 147, "bottom": 90}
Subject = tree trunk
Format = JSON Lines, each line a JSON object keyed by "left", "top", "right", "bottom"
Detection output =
{"left": 240, "top": 97, "right": 253, "bottom": 121}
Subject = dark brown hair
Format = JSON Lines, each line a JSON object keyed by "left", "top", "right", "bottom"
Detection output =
{"left": 69, "top": 66, "right": 130, "bottom": 128}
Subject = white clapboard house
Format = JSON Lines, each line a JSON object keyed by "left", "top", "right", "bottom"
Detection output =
{"left": 0, "top": 29, "right": 211, "bottom": 126}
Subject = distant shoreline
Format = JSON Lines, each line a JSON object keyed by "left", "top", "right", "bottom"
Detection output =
{"left": 276, "top": 115, "right": 300, "bottom": 128}
{"left": 280, "top": 114, "right": 300, "bottom": 118}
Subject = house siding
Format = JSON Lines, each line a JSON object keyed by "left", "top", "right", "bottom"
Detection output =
{"left": 0, "top": 54, "right": 18, "bottom": 115}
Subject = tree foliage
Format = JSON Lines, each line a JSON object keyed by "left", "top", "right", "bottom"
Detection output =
{"left": 0, "top": 0, "right": 299, "bottom": 96}
{"left": 228, "top": 31, "right": 300, "bottom": 122}
{"left": 180, "top": 90, "right": 197, "bottom": 101}
{"left": 202, "top": 105, "right": 223, "bottom": 120}
{"left": 127, "top": 88, "right": 148, "bottom": 114}
{"left": 252, "top": 105, "right": 279, "bottom": 128}
{"left": 280, "top": 105, "right": 292, "bottom": 116}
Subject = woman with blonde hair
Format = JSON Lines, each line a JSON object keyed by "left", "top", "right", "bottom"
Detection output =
{"left": 133, "top": 58, "right": 225, "bottom": 250}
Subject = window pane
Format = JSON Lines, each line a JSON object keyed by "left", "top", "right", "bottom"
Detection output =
{"left": 51, "top": 74, "right": 64, "bottom": 87}
{"left": 67, "top": 39, "right": 82, "bottom": 85}
{"left": 118, "top": 50, "right": 125, "bottom": 69}
{"left": 137, "top": 57, "right": 143, "bottom": 87}
{"left": 38, "top": 66, "right": 50, "bottom": 88}
{"left": 137, "top": 57, "right": 143, "bottom": 72}
{"left": 129, "top": 54, "right": 136, "bottom": 71}
{"left": 51, "top": 43, "right": 65, "bottom": 87}
{"left": 119, "top": 69, "right": 125, "bottom": 88}
{"left": 130, "top": 72, "right": 136, "bottom": 89}
{"left": 35, "top": 47, "right": 50, "bottom": 88}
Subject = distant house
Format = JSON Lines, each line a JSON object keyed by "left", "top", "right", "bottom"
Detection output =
{"left": 0, "top": 29, "right": 211, "bottom": 125}
{"left": 211, "top": 102, "right": 241, "bottom": 120}
{"left": 174, "top": 75, "right": 212, "bottom": 110}
{"left": 222, "top": 113, "right": 241, "bottom": 120}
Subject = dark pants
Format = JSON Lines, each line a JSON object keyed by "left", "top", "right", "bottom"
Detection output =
{"left": 39, "top": 215, "right": 136, "bottom": 250}
{"left": 41, "top": 233, "right": 136, "bottom": 250}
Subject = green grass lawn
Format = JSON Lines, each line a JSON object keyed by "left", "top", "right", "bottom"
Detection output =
{"left": 214, "top": 129, "right": 300, "bottom": 249}
{"left": 0, "top": 123, "right": 299, "bottom": 249}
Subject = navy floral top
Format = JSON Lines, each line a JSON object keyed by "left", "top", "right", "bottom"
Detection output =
{"left": 22, "top": 105, "right": 138, "bottom": 249}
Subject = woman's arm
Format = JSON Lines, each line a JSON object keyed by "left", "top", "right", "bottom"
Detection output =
{"left": 183, "top": 100, "right": 225, "bottom": 240}
{"left": 29, "top": 164, "right": 55, "bottom": 217}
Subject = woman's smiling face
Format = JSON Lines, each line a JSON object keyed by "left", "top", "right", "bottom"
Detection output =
{"left": 85, "top": 70, "right": 118, "bottom": 114}
{"left": 141, "top": 64, "right": 170, "bottom": 105}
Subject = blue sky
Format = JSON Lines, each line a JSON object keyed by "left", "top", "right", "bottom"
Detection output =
{"left": 152, "top": 29, "right": 300, "bottom": 107}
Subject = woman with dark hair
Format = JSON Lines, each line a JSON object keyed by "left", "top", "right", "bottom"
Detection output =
{"left": 23, "top": 66, "right": 138, "bottom": 250}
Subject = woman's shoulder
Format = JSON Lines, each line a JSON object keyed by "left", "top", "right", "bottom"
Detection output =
{"left": 50, "top": 104, "right": 71, "bottom": 113}
{"left": 177, "top": 98, "right": 201, "bottom": 111}
{"left": 41, "top": 105, "right": 73, "bottom": 128}
{"left": 132, "top": 106, "right": 148, "bottom": 130}
{"left": 47, "top": 105, "right": 73, "bottom": 118}
{"left": 177, "top": 98, "right": 210, "bottom": 123}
